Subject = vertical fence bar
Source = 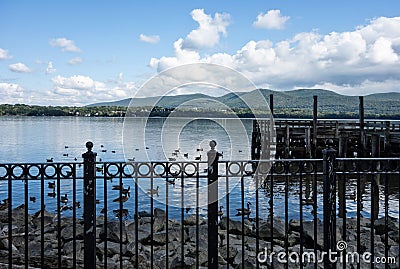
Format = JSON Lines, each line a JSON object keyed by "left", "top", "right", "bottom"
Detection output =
{"left": 40, "top": 164, "right": 45, "bottom": 269}
{"left": 82, "top": 141, "right": 97, "bottom": 269}
{"left": 313, "top": 95, "right": 318, "bottom": 158}
{"left": 24, "top": 169, "right": 28, "bottom": 269}
{"left": 56, "top": 164, "right": 62, "bottom": 268}
{"left": 322, "top": 140, "right": 337, "bottom": 269}
{"left": 207, "top": 140, "right": 220, "bottom": 269}
{"left": 7, "top": 165, "right": 12, "bottom": 269}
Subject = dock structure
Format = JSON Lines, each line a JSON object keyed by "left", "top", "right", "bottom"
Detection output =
{"left": 252, "top": 95, "right": 400, "bottom": 159}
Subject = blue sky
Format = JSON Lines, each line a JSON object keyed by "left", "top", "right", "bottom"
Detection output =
{"left": 1, "top": 0, "right": 400, "bottom": 105}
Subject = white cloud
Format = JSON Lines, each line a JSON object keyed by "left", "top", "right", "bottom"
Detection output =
{"left": 49, "top": 74, "right": 136, "bottom": 105}
{"left": 139, "top": 34, "right": 160, "bottom": 44}
{"left": 46, "top": 61, "right": 56, "bottom": 74}
{"left": 149, "top": 16, "right": 400, "bottom": 95}
{"left": 0, "top": 83, "right": 24, "bottom": 103}
{"left": 0, "top": 48, "right": 13, "bottom": 60}
{"left": 9, "top": 62, "right": 32, "bottom": 73}
{"left": 181, "top": 9, "right": 230, "bottom": 50}
{"left": 68, "top": 57, "right": 83, "bottom": 65}
{"left": 50, "top": 38, "right": 81, "bottom": 52}
{"left": 253, "top": 10, "right": 290, "bottom": 30}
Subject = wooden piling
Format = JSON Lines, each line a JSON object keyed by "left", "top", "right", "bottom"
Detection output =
{"left": 359, "top": 96, "right": 366, "bottom": 157}
{"left": 269, "top": 94, "right": 274, "bottom": 116}
{"left": 313, "top": 96, "right": 318, "bottom": 158}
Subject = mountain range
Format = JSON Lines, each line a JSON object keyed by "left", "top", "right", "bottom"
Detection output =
{"left": 87, "top": 89, "right": 400, "bottom": 118}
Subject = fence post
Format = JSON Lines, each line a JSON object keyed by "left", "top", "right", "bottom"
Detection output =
{"left": 82, "top": 141, "right": 97, "bottom": 269}
{"left": 322, "top": 139, "right": 337, "bottom": 269}
{"left": 207, "top": 140, "right": 222, "bottom": 269}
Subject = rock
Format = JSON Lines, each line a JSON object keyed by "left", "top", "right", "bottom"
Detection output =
{"left": 61, "top": 223, "right": 83, "bottom": 242}
{"left": 183, "top": 214, "right": 205, "bottom": 226}
{"left": 375, "top": 216, "right": 399, "bottom": 235}
{"left": 99, "top": 221, "right": 127, "bottom": 243}
{"left": 97, "top": 241, "right": 127, "bottom": 257}
{"left": 63, "top": 240, "right": 84, "bottom": 260}
{"left": 170, "top": 255, "right": 196, "bottom": 269}
{"left": 154, "top": 208, "right": 166, "bottom": 218}
{"left": 258, "top": 218, "right": 286, "bottom": 240}
{"left": 220, "top": 217, "right": 252, "bottom": 236}
{"left": 302, "top": 219, "right": 323, "bottom": 249}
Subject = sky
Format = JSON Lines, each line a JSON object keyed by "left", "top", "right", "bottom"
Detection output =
{"left": 1, "top": 0, "right": 400, "bottom": 106}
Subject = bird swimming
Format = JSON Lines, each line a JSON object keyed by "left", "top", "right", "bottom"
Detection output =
{"left": 236, "top": 201, "right": 252, "bottom": 216}
{"left": 147, "top": 186, "right": 159, "bottom": 195}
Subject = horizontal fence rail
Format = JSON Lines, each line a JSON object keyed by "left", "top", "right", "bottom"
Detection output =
{"left": 0, "top": 142, "right": 399, "bottom": 269}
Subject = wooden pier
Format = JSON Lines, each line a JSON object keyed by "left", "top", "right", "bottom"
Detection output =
{"left": 252, "top": 95, "right": 400, "bottom": 159}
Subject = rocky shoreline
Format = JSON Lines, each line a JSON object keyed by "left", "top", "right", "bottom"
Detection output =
{"left": 0, "top": 204, "right": 398, "bottom": 268}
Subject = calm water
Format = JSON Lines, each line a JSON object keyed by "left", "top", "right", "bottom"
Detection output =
{"left": 0, "top": 116, "right": 398, "bottom": 221}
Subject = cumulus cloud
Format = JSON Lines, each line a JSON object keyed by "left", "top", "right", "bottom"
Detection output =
{"left": 0, "top": 83, "right": 24, "bottom": 103}
{"left": 139, "top": 34, "right": 160, "bottom": 44}
{"left": 68, "top": 57, "right": 83, "bottom": 65}
{"left": 50, "top": 74, "right": 136, "bottom": 105}
{"left": 181, "top": 9, "right": 230, "bottom": 50}
{"left": 50, "top": 38, "right": 81, "bottom": 52}
{"left": 46, "top": 62, "right": 56, "bottom": 74}
{"left": 9, "top": 63, "right": 32, "bottom": 73}
{"left": 253, "top": 10, "right": 290, "bottom": 30}
{"left": 150, "top": 16, "right": 400, "bottom": 95}
{"left": 0, "top": 48, "right": 13, "bottom": 60}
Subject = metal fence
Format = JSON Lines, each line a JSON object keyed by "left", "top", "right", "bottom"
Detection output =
{"left": 0, "top": 141, "right": 399, "bottom": 269}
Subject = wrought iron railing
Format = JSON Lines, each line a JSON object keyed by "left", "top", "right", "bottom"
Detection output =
{"left": 0, "top": 142, "right": 399, "bottom": 269}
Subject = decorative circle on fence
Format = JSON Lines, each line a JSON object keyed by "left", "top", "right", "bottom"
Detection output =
{"left": 183, "top": 163, "right": 197, "bottom": 177}
{"left": 44, "top": 164, "right": 57, "bottom": 178}
{"left": 11, "top": 165, "right": 24, "bottom": 179}
{"left": 0, "top": 165, "right": 7, "bottom": 179}
{"left": 27, "top": 164, "right": 41, "bottom": 179}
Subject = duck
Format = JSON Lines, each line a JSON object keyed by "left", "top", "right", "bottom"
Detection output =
{"left": 96, "top": 199, "right": 100, "bottom": 204}
{"left": 145, "top": 146, "right": 149, "bottom": 150}
{"left": 183, "top": 153, "right": 189, "bottom": 158}
{"left": 65, "top": 145, "right": 69, "bottom": 149}
{"left": 196, "top": 147, "right": 203, "bottom": 152}
{"left": 101, "top": 149, "right": 107, "bottom": 153}
{"left": 48, "top": 191, "right": 56, "bottom": 198}
{"left": 113, "top": 209, "right": 129, "bottom": 218}
{"left": 30, "top": 196, "right": 36, "bottom": 203}
{"left": 127, "top": 157, "right": 135, "bottom": 162}
{"left": 46, "top": 158, "right": 54, "bottom": 163}
{"left": 112, "top": 183, "right": 124, "bottom": 190}
{"left": 174, "top": 148, "right": 180, "bottom": 153}
{"left": 166, "top": 177, "right": 176, "bottom": 185}
{"left": 194, "top": 155, "right": 202, "bottom": 161}
{"left": 60, "top": 194, "right": 68, "bottom": 204}
{"left": 236, "top": 202, "right": 252, "bottom": 216}
{"left": 121, "top": 186, "right": 131, "bottom": 196}
{"left": 218, "top": 206, "right": 224, "bottom": 218}
{"left": 74, "top": 201, "right": 81, "bottom": 208}
{"left": 63, "top": 153, "right": 69, "bottom": 157}
{"left": 168, "top": 157, "right": 176, "bottom": 162}
{"left": 48, "top": 181, "right": 55, "bottom": 189}
{"left": 172, "top": 152, "right": 178, "bottom": 156}
{"left": 111, "top": 150, "right": 116, "bottom": 153}
{"left": 147, "top": 186, "right": 159, "bottom": 195}
{"left": 112, "top": 195, "right": 129, "bottom": 203}
{"left": 60, "top": 205, "right": 72, "bottom": 212}
{"left": 100, "top": 144, "right": 104, "bottom": 148}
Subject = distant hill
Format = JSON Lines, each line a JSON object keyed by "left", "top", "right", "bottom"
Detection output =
{"left": 87, "top": 89, "right": 400, "bottom": 118}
